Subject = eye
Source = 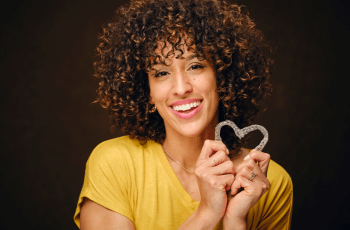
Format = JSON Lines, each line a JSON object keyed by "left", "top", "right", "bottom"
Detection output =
{"left": 189, "top": 64, "right": 205, "bottom": 70}
{"left": 155, "top": 71, "right": 169, "bottom": 78}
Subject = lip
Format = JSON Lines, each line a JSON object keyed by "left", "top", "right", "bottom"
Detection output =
{"left": 170, "top": 100, "right": 203, "bottom": 119}
{"left": 170, "top": 98, "right": 202, "bottom": 107}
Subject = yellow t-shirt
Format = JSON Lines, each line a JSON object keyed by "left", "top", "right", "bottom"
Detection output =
{"left": 74, "top": 136, "right": 293, "bottom": 229}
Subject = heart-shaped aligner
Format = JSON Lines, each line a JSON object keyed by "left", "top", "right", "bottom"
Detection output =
{"left": 215, "top": 120, "right": 269, "bottom": 151}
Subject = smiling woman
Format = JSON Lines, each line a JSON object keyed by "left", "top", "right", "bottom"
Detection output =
{"left": 74, "top": 0, "right": 293, "bottom": 229}
{"left": 148, "top": 44, "right": 219, "bottom": 139}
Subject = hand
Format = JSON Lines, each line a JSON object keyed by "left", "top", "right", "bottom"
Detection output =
{"left": 195, "top": 140, "right": 235, "bottom": 223}
{"left": 224, "top": 150, "right": 270, "bottom": 225}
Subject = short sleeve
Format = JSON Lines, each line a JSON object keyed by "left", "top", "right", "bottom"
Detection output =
{"left": 73, "top": 140, "right": 135, "bottom": 228}
{"left": 254, "top": 160, "right": 293, "bottom": 229}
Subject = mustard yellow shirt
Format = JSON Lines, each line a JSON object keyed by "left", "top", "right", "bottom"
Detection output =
{"left": 74, "top": 136, "right": 293, "bottom": 229}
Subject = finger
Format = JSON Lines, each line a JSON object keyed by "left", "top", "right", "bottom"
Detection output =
{"left": 195, "top": 150, "right": 230, "bottom": 175}
{"left": 208, "top": 150, "right": 230, "bottom": 167}
{"left": 236, "top": 158, "right": 270, "bottom": 186}
{"left": 196, "top": 140, "right": 228, "bottom": 167}
{"left": 208, "top": 160, "right": 236, "bottom": 175}
{"left": 196, "top": 150, "right": 230, "bottom": 175}
{"left": 236, "top": 158, "right": 264, "bottom": 178}
{"left": 231, "top": 174, "right": 262, "bottom": 196}
{"left": 235, "top": 166, "right": 265, "bottom": 186}
{"left": 244, "top": 150, "right": 270, "bottom": 176}
{"left": 231, "top": 168, "right": 270, "bottom": 196}
{"left": 216, "top": 174, "right": 235, "bottom": 191}
{"left": 230, "top": 175, "right": 245, "bottom": 196}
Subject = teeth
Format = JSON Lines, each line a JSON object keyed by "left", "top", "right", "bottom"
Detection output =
{"left": 173, "top": 101, "right": 201, "bottom": 112}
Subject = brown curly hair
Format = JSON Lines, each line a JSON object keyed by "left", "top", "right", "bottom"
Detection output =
{"left": 94, "top": 0, "right": 273, "bottom": 156}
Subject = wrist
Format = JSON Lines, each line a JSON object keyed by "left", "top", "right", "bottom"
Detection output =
{"left": 223, "top": 215, "right": 247, "bottom": 230}
{"left": 196, "top": 205, "right": 223, "bottom": 229}
{"left": 178, "top": 206, "right": 222, "bottom": 230}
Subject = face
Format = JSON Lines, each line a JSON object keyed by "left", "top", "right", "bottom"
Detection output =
{"left": 148, "top": 44, "right": 219, "bottom": 139}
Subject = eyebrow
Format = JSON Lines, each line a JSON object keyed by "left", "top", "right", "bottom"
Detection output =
{"left": 185, "top": 54, "right": 198, "bottom": 61}
{"left": 148, "top": 54, "right": 203, "bottom": 70}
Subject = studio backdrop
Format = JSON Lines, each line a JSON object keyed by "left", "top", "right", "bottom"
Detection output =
{"left": 0, "top": 0, "right": 349, "bottom": 229}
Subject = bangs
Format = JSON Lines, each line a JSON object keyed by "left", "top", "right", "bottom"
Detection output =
{"left": 143, "top": 30, "right": 206, "bottom": 70}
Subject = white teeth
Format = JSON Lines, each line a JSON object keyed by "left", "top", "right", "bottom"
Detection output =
{"left": 172, "top": 101, "right": 201, "bottom": 112}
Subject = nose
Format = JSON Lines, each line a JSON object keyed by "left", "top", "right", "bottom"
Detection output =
{"left": 172, "top": 70, "right": 193, "bottom": 96}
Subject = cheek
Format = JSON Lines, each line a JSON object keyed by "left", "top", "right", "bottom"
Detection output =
{"left": 200, "top": 76, "right": 218, "bottom": 95}
{"left": 149, "top": 83, "right": 169, "bottom": 102}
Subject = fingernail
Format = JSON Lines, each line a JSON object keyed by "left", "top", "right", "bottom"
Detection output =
{"left": 226, "top": 148, "right": 229, "bottom": 154}
{"left": 244, "top": 154, "right": 250, "bottom": 161}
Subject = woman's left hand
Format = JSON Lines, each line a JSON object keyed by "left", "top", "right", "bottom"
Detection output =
{"left": 223, "top": 150, "right": 271, "bottom": 229}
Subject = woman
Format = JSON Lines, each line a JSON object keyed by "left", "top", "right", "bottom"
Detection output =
{"left": 74, "top": 0, "right": 293, "bottom": 229}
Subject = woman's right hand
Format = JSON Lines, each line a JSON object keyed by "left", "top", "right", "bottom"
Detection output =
{"left": 195, "top": 140, "right": 235, "bottom": 222}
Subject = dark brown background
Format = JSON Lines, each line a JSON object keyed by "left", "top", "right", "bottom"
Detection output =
{"left": 1, "top": 0, "right": 349, "bottom": 229}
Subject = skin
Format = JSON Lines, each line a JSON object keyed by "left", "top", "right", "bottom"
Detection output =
{"left": 148, "top": 43, "right": 220, "bottom": 173}
{"left": 80, "top": 43, "right": 271, "bottom": 229}
{"left": 80, "top": 198, "right": 135, "bottom": 230}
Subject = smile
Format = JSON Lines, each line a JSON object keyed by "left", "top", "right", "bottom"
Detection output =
{"left": 172, "top": 101, "right": 201, "bottom": 113}
{"left": 170, "top": 99, "right": 203, "bottom": 119}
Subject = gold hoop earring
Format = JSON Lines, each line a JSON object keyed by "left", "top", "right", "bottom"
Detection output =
{"left": 149, "top": 104, "right": 157, "bottom": 113}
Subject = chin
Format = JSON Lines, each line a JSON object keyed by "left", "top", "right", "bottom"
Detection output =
{"left": 178, "top": 124, "right": 211, "bottom": 138}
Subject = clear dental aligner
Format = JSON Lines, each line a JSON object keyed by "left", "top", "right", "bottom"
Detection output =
{"left": 215, "top": 120, "right": 269, "bottom": 151}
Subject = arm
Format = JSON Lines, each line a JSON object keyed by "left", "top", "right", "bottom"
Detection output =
{"left": 223, "top": 152, "right": 293, "bottom": 230}
{"left": 74, "top": 140, "right": 135, "bottom": 229}
{"left": 178, "top": 140, "right": 235, "bottom": 230}
{"left": 80, "top": 198, "right": 135, "bottom": 230}
{"left": 223, "top": 150, "right": 271, "bottom": 230}
{"left": 177, "top": 207, "right": 221, "bottom": 230}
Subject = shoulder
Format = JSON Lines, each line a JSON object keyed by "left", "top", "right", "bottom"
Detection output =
{"left": 248, "top": 159, "right": 293, "bottom": 229}
{"left": 87, "top": 135, "right": 160, "bottom": 169}
{"left": 87, "top": 136, "right": 146, "bottom": 169}
{"left": 267, "top": 159, "right": 293, "bottom": 191}
{"left": 89, "top": 135, "right": 145, "bottom": 159}
{"left": 93, "top": 135, "right": 142, "bottom": 152}
{"left": 264, "top": 159, "right": 293, "bottom": 207}
{"left": 84, "top": 136, "right": 150, "bottom": 189}
{"left": 242, "top": 148, "right": 292, "bottom": 190}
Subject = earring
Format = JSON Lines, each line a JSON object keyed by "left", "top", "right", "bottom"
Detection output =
{"left": 149, "top": 104, "right": 157, "bottom": 113}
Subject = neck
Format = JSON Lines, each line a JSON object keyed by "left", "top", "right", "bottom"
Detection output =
{"left": 162, "top": 122, "right": 216, "bottom": 172}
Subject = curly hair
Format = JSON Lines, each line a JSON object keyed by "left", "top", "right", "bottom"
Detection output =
{"left": 94, "top": 0, "right": 273, "bottom": 156}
